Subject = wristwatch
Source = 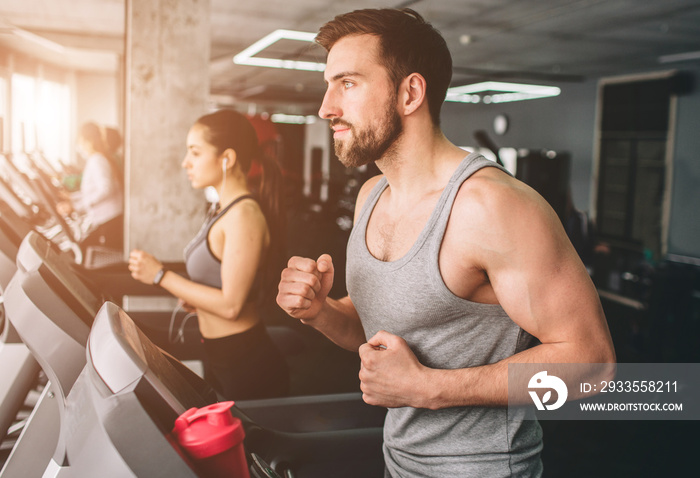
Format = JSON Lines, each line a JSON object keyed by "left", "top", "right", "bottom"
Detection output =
{"left": 153, "top": 268, "right": 166, "bottom": 285}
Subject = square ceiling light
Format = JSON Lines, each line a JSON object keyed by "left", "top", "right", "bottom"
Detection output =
{"left": 233, "top": 29, "right": 325, "bottom": 72}
{"left": 446, "top": 81, "right": 561, "bottom": 104}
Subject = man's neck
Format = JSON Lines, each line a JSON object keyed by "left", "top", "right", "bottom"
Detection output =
{"left": 375, "top": 125, "right": 467, "bottom": 201}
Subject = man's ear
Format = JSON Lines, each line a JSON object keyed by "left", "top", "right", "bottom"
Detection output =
{"left": 399, "top": 73, "right": 427, "bottom": 116}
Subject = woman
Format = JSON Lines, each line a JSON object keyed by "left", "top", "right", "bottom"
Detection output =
{"left": 57, "top": 122, "right": 124, "bottom": 251}
{"left": 128, "top": 109, "right": 289, "bottom": 400}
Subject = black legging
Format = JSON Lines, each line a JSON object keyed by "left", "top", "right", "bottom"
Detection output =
{"left": 202, "top": 321, "right": 290, "bottom": 400}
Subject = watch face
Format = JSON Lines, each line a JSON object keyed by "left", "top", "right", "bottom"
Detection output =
{"left": 494, "top": 114, "right": 509, "bottom": 135}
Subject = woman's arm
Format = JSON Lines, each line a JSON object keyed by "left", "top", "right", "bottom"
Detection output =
{"left": 206, "top": 199, "right": 267, "bottom": 319}
{"left": 128, "top": 249, "right": 226, "bottom": 316}
{"left": 128, "top": 200, "right": 267, "bottom": 320}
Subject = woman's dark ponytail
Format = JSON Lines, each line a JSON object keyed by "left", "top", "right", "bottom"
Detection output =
{"left": 255, "top": 153, "right": 286, "bottom": 301}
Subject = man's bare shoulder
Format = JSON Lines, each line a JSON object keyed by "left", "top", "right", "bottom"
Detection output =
{"left": 455, "top": 166, "right": 551, "bottom": 217}
{"left": 358, "top": 173, "right": 384, "bottom": 195}
{"left": 449, "top": 166, "right": 564, "bottom": 255}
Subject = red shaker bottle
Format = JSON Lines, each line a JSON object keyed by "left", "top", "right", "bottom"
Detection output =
{"left": 172, "top": 401, "right": 250, "bottom": 478}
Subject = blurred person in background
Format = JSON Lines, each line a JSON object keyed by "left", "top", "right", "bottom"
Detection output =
{"left": 57, "top": 121, "right": 124, "bottom": 251}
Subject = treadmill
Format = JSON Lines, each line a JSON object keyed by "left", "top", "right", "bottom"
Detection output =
{"left": 53, "top": 302, "right": 385, "bottom": 477}
{"left": 0, "top": 224, "right": 19, "bottom": 292}
{"left": 3, "top": 231, "right": 100, "bottom": 392}
{"left": 0, "top": 227, "right": 41, "bottom": 448}
{"left": 0, "top": 153, "right": 82, "bottom": 262}
{"left": 0, "top": 229, "right": 190, "bottom": 474}
{"left": 1, "top": 231, "right": 104, "bottom": 477}
{"left": 0, "top": 193, "right": 36, "bottom": 249}
{"left": 0, "top": 215, "right": 30, "bottom": 344}
{"left": 0, "top": 176, "right": 36, "bottom": 225}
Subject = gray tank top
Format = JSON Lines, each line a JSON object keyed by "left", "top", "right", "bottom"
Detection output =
{"left": 184, "top": 195, "right": 258, "bottom": 292}
{"left": 346, "top": 153, "right": 543, "bottom": 477}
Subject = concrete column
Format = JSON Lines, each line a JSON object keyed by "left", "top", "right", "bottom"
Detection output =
{"left": 124, "top": 0, "right": 210, "bottom": 259}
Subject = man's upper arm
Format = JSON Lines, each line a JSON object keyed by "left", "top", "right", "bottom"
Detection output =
{"left": 458, "top": 172, "right": 614, "bottom": 363}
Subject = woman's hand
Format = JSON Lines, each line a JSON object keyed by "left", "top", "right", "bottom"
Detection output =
{"left": 56, "top": 200, "right": 73, "bottom": 216}
{"left": 128, "top": 249, "right": 164, "bottom": 284}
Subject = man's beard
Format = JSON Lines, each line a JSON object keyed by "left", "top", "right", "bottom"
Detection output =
{"left": 332, "top": 99, "right": 403, "bottom": 168}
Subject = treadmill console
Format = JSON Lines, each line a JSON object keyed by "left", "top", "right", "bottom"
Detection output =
{"left": 16, "top": 231, "right": 101, "bottom": 326}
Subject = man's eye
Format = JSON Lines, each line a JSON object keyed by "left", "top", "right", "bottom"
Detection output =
{"left": 343, "top": 81, "right": 353, "bottom": 89}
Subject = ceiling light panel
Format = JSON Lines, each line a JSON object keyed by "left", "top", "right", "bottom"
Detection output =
{"left": 446, "top": 81, "right": 561, "bottom": 104}
{"left": 233, "top": 29, "right": 325, "bottom": 72}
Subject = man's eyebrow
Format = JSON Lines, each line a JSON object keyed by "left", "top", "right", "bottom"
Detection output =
{"left": 327, "top": 71, "right": 363, "bottom": 82}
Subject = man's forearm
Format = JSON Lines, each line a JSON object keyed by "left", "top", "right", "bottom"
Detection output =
{"left": 301, "top": 296, "right": 366, "bottom": 352}
{"left": 420, "top": 341, "right": 616, "bottom": 409}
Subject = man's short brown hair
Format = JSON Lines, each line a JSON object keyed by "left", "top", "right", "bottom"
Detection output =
{"left": 316, "top": 8, "right": 452, "bottom": 126}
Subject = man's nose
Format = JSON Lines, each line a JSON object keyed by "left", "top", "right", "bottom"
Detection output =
{"left": 318, "top": 88, "right": 340, "bottom": 120}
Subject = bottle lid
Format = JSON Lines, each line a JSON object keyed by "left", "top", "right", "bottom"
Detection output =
{"left": 172, "top": 401, "right": 245, "bottom": 459}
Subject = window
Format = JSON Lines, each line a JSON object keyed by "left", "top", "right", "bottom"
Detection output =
{"left": 11, "top": 73, "right": 36, "bottom": 159}
{"left": 594, "top": 74, "right": 675, "bottom": 260}
{"left": 37, "top": 79, "right": 71, "bottom": 169}
{"left": 11, "top": 73, "right": 71, "bottom": 172}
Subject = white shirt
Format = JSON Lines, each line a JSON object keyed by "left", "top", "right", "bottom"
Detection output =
{"left": 75, "top": 152, "right": 123, "bottom": 227}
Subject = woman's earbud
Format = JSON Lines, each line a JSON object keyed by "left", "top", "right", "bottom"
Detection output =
{"left": 222, "top": 157, "right": 228, "bottom": 171}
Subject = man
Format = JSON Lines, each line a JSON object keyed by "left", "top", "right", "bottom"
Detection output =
{"left": 277, "top": 8, "right": 615, "bottom": 477}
